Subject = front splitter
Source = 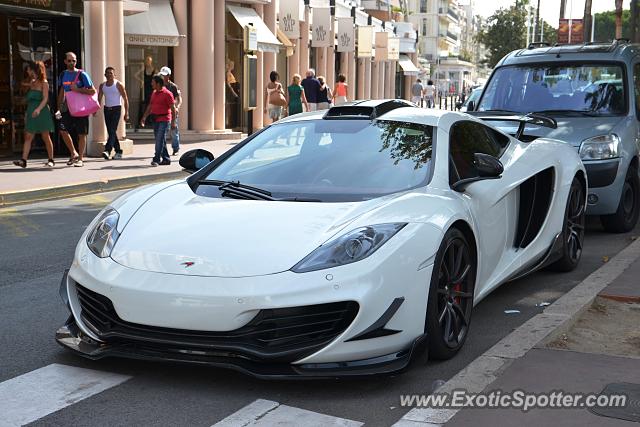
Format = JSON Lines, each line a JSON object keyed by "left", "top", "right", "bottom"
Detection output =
{"left": 56, "top": 317, "right": 427, "bottom": 380}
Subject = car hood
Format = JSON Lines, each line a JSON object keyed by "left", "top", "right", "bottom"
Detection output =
{"left": 492, "top": 116, "right": 625, "bottom": 147}
{"left": 111, "top": 183, "right": 395, "bottom": 277}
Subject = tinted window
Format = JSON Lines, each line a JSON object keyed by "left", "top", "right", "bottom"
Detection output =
{"left": 634, "top": 63, "right": 640, "bottom": 119}
{"left": 449, "top": 121, "right": 509, "bottom": 182}
{"left": 202, "top": 120, "right": 434, "bottom": 202}
{"left": 479, "top": 64, "right": 626, "bottom": 116}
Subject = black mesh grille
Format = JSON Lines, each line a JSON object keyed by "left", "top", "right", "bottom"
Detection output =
{"left": 75, "top": 284, "right": 358, "bottom": 362}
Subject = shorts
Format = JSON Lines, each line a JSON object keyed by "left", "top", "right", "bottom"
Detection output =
{"left": 59, "top": 111, "right": 89, "bottom": 135}
{"left": 268, "top": 105, "right": 282, "bottom": 121}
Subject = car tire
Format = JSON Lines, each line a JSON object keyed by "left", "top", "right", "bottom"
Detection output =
{"left": 549, "top": 176, "right": 586, "bottom": 272}
{"left": 600, "top": 165, "right": 640, "bottom": 233}
{"left": 426, "top": 228, "right": 476, "bottom": 360}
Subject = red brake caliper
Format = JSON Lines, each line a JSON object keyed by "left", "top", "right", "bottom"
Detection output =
{"left": 453, "top": 283, "right": 462, "bottom": 305}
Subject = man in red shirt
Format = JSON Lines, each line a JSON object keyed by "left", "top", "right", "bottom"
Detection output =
{"left": 140, "top": 75, "right": 176, "bottom": 166}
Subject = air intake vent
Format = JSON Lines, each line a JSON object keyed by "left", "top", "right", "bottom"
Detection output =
{"left": 323, "top": 99, "right": 413, "bottom": 120}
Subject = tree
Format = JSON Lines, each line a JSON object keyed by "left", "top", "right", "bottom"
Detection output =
{"left": 616, "top": 0, "right": 624, "bottom": 38}
{"left": 541, "top": 20, "right": 558, "bottom": 45}
{"left": 478, "top": 6, "right": 526, "bottom": 68}
{"left": 593, "top": 10, "right": 631, "bottom": 41}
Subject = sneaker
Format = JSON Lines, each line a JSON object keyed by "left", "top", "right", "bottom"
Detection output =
{"left": 172, "top": 149, "right": 179, "bottom": 156}
{"left": 150, "top": 161, "right": 159, "bottom": 167}
{"left": 74, "top": 160, "right": 84, "bottom": 167}
{"left": 101, "top": 151, "right": 110, "bottom": 160}
{"left": 159, "top": 160, "right": 171, "bottom": 166}
{"left": 113, "top": 153, "right": 122, "bottom": 160}
{"left": 45, "top": 159, "right": 55, "bottom": 167}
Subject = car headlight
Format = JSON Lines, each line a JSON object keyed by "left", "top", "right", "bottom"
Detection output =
{"left": 579, "top": 134, "right": 620, "bottom": 160}
{"left": 86, "top": 209, "right": 120, "bottom": 258}
{"left": 291, "top": 223, "right": 407, "bottom": 273}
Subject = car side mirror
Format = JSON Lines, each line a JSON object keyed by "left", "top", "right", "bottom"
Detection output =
{"left": 466, "top": 100, "right": 475, "bottom": 111}
{"left": 452, "top": 153, "right": 503, "bottom": 192}
{"left": 179, "top": 149, "right": 215, "bottom": 172}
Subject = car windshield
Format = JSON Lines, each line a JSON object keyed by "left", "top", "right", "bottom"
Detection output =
{"left": 200, "top": 119, "right": 434, "bottom": 202}
{"left": 478, "top": 63, "right": 626, "bottom": 116}
{"left": 464, "top": 88, "right": 482, "bottom": 107}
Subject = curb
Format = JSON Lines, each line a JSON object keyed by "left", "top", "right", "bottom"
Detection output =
{"left": 0, "top": 171, "right": 188, "bottom": 208}
{"left": 393, "top": 236, "right": 640, "bottom": 427}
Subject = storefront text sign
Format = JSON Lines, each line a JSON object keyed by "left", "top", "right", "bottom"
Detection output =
{"left": 125, "top": 34, "right": 179, "bottom": 47}
{"left": 387, "top": 37, "right": 400, "bottom": 61}
{"left": 311, "top": 8, "right": 331, "bottom": 48}
{"left": 279, "top": 0, "right": 300, "bottom": 39}
{"left": 336, "top": 17, "right": 354, "bottom": 52}
{"left": 357, "top": 25, "right": 374, "bottom": 58}
{"left": 374, "top": 32, "right": 388, "bottom": 61}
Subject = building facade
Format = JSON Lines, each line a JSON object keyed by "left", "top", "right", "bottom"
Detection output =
{"left": 0, "top": 0, "right": 419, "bottom": 158}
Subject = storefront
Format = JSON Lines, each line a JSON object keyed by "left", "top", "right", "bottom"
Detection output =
{"left": 396, "top": 54, "right": 419, "bottom": 99}
{"left": 123, "top": 0, "right": 179, "bottom": 131}
{"left": 0, "top": 0, "right": 83, "bottom": 157}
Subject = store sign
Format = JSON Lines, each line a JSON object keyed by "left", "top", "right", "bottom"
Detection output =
{"left": 279, "top": 0, "right": 300, "bottom": 39}
{"left": 557, "top": 18, "right": 583, "bottom": 44}
{"left": 337, "top": 17, "right": 354, "bottom": 52}
{"left": 125, "top": 34, "right": 179, "bottom": 47}
{"left": 374, "top": 32, "right": 388, "bottom": 61}
{"left": 388, "top": 37, "right": 400, "bottom": 60}
{"left": 357, "top": 25, "right": 374, "bottom": 58}
{"left": 311, "top": 7, "right": 331, "bottom": 47}
{"left": 244, "top": 25, "right": 258, "bottom": 52}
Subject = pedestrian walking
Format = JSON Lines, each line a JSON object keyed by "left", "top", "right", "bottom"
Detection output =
{"left": 55, "top": 51, "right": 96, "bottom": 167}
{"left": 13, "top": 61, "right": 55, "bottom": 168}
{"left": 332, "top": 74, "right": 349, "bottom": 105}
{"left": 317, "top": 76, "right": 332, "bottom": 110}
{"left": 301, "top": 69, "right": 321, "bottom": 112}
{"left": 140, "top": 75, "right": 176, "bottom": 167}
{"left": 159, "top": 66, "right": 182, "bottom": 155}
{"left": 97, "top": 66, "right": 129, "bottom": 160}
{"left": 264, "top": 71, "right": 286, "bottom": 124}
{"left": 286, "top": 74, "right": 309, "bottom": 116}
{"left": 424, "top": 80, "right": 436, "bottom": 108}
{"left": 411, "top": 79, "right": 424, "bottom": 106}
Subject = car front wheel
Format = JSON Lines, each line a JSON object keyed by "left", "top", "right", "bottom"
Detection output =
{"left": 426, "top": 228, "right": 476, "bottom": 360}
{"left": 549, "top": 176, "right": 586, "bottom": 272}
{"left": 601, "top": 164, "right": 640, "bottom": 233}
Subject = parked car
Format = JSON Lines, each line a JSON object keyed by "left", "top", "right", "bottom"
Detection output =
{"left": 57, "top": 100, "right": 586, "bottom": 378}
{"left": 475, "top": 40, "right": 640, "bottom": 232}
{"left": 459, "top": 87, "right": 483, "bottom": 112}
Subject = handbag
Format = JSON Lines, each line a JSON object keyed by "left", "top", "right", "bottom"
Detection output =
{"left": 269, "top": 83, "right": 287, "bottom": 107}
{"left": 65, "top": 70, "right": 100, "bottom": 117}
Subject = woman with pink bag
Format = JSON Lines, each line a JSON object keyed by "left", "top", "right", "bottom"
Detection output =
{"left": 55, "top": 52, "right": 96, "bottom": 167}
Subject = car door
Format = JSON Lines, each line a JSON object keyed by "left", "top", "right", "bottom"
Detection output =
{"left": 449, "top": 121, "right": 516, "bottom": 290}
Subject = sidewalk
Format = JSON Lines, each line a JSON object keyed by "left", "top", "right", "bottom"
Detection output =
{"left": 396, "top": 237, "right": 640, "bottom": 427}
{"left": 0, "top": 138, "right": 240, "bottom": 207}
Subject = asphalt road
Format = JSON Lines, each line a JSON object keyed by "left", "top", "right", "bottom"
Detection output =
{"left": 0, "top": 191, "right": 638, "bottom": 427}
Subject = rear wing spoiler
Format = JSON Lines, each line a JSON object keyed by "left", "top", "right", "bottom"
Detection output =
{"left": 466, "top": 112, "right": 557, "bottom": 141}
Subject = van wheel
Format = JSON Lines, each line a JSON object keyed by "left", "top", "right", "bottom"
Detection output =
{"left": 600, "top": 165, "right": 640, "bottom": 233}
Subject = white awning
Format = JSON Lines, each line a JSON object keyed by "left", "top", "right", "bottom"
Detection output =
{"left": 227, "top": 5, "right": 281, "bottom": 54}
{"left": 398, "top": 55, "right": 420, "bottom": 76}
{"left": 124, "top": 1, "right": 180, "bottom": 46}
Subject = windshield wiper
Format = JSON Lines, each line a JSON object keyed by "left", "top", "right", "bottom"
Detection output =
{"left": 533, "top": 109, "right": 599, "bottom": 117}
{"left": 197, "top": 179, "right": 274, "bottom": 201}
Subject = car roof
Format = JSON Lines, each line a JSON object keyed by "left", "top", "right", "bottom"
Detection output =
{"left": 497, "top": 40, "right": 640, "bottom": 67}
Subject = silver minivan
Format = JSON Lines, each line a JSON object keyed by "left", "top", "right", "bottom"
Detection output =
{"left": 475, "top": 41, "right": 640, "bottom": 232}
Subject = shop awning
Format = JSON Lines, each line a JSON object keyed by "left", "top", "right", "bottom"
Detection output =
{"left": 398, "top": 55, "right": 420, "bottom": 76}
{"left": 124, "top": 0, "right": 180, "bottom": 46}
{"left": 227, "top": 5, "right": 281, "bottom": 54}
{"left": 277, "top": 28, "right": 295, "bottom": 57}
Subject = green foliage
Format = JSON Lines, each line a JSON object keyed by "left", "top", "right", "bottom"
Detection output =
{"left": 593, "top": 10, "right": 631, "bottom": 41}
{"left": 541, "top": 20, "right": 557, "bottom": 45}
{"left": 478, "top": 6, "right": 527, "bottom": 68}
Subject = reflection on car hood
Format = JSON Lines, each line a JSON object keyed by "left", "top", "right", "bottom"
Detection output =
{"left": 110, "top": 183, "right": 397, "bottom": 277}
{"left": 491, "top": 116, "right": 625, "bottom": 147}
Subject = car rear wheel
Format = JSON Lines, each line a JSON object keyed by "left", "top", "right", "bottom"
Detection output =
{"left": 426, "top": 228, "right": 476, "bottom": 360}
{"left": 549, "top": 176, "right": 586, "bottom": 272}
{"left": 601, "top": 165, "right": 640, "bottom": 233}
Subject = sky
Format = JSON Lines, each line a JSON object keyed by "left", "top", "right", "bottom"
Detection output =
{"left": 476, "top": 0, "right": 631, "bottom": 27}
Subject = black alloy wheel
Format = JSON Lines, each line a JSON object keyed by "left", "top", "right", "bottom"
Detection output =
{"left": 426, "top": 228, "right": 476, "bottom": 360}
{"left": 549, "top": 176, "right": 586, "bottom": 272}
{"left": 601, "top": 165, "right": 640, "bottom": 233}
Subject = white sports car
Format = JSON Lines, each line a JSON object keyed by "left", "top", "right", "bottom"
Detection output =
{"left": 57, "top": 100, "right": 587, "bottom": 378}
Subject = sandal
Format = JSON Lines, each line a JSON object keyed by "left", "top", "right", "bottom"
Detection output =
{"left": 66, "top": 156, "right": 78, "bottom": 166}
{"left": 13, "top": 159, "right": 27, "bottom": 168}
{"left": 45, "top": 159, "right": 55, "bottom": 167}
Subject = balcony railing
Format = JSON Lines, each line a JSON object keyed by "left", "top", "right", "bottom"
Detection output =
{"left": 447, "top": 8, "right": 458, "bottom": 21}
{"left": 446, "top": 30, "right": 458, "bottom": 41}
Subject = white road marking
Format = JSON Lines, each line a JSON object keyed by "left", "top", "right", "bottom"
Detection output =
{"left": 213, "top": 399, "right": 363, "bottom": 427}
{"left": 0, "top": 363, "right": 131, "bottom": 427}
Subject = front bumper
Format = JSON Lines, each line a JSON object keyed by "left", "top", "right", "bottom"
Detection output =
{"left": 56, "top": 317, "right": 427, "bottom": 379}
{"left": 583, "top": 159, "right": 623, "bottom": 215}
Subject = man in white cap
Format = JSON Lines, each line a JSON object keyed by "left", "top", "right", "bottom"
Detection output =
{"left": 159, "top": 66, "right": 182, "bottom": 155}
